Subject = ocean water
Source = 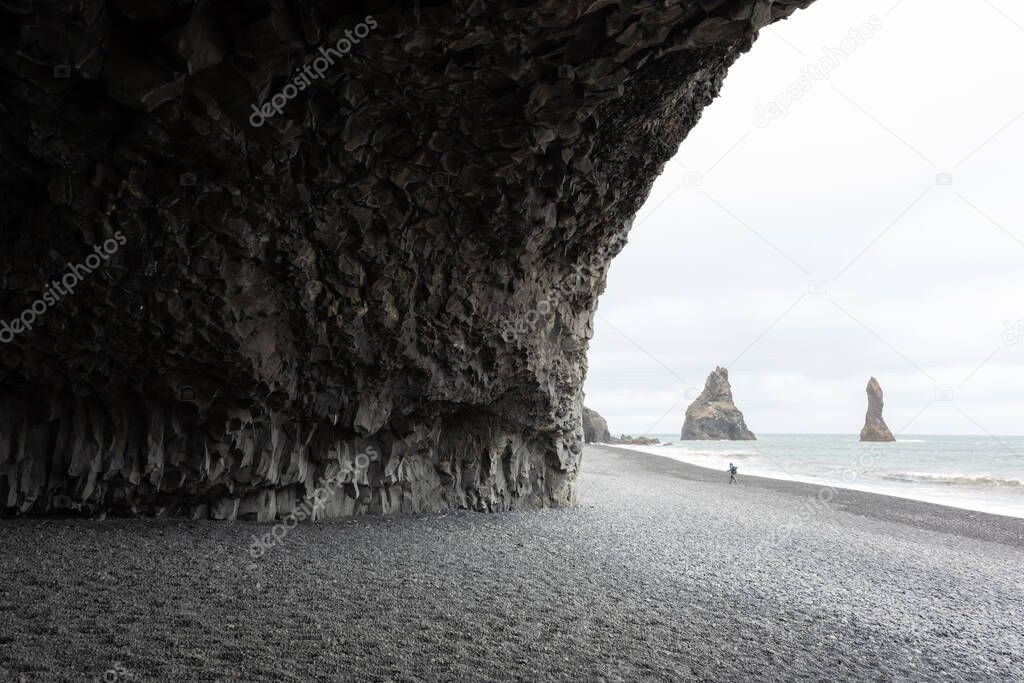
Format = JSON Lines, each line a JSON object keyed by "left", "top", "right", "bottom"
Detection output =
{"left": 609, "top": 434, "right": 1024, "bottom": 519}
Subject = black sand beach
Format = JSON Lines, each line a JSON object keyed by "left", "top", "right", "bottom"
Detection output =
{"left": 2, "top": 444, "right": 1022, "bottom": 681}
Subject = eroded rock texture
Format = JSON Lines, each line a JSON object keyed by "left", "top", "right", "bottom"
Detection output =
{"left": 0, "top": 0, "right": 812, "bottom": 518}
{"left": 682, "top": 367, "right": 755, "bottom": 440}
{"left": 859, "top": 377, "right": 895, "bottom": 442}
{"left": 582, "top": 407, "right": 610, "bottom": 443}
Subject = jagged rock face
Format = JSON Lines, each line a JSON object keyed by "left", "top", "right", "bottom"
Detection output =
{"left": 682, "top": 367, "right": 755, "bottom": 440}
{"left": 582, "top": 407, "right": 610, "bottom": 444}
{"left": 859, "top": 377, "right": 895, "bottom": 442}
{"left": 0, "top": 0, "right": 811, "bottom": 518}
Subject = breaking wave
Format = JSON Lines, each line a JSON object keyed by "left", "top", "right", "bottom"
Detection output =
{"left": 882, "top": 472, "right": 1024, "bottom": 487}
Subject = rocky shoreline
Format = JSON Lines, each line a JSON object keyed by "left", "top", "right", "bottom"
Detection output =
{"left": 582, "top": 406, "right": 662, "bottom": 446}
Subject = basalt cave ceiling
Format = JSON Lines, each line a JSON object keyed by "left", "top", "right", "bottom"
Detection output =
{"left": 0, "top": 0, "right": 814, "bottom": 519}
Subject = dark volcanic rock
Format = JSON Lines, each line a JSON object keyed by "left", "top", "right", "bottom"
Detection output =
{"left": 613, "top": 435, "right": 661, "bottom": 446}
{"left": 860, "top": 377, "right": 896, "bottom": 442}
{"left": 0, "top": 0, "right": 813, "bottom": 518}
{"left": 682, "top": 367, "right": 755, "bottom": 441}
{"left": 582, "top": 407, "right": 611, "bottom": 444}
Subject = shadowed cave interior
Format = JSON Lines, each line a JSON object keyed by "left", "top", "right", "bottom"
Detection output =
{"left": 0, "top": 0, "right": 814, "bottom": 519}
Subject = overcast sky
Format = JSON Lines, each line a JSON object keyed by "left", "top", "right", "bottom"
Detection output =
{"left": 584, "top": 0, "right": 1024, "bottom": 436}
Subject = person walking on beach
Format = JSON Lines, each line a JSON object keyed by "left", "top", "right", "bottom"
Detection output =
{"left": 728, "top": 463, "right": 738, "bottom": 484}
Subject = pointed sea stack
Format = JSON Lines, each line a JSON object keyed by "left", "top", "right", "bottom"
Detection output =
{"left": 681, "top": 367, "right": 756, "bottom": 440}
{"left": 859, "top": 377, "right": 896, "bottom": 442}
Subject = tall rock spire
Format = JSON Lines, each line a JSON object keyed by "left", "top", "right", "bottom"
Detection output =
{"left": 681, "top": 367, "right": 756, "bottom": 440}
{"left": 859, "top": 377, "right": 896, "bottom": 442}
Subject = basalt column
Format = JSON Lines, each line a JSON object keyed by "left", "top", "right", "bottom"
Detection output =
{"left": 0, "top": 0, "right": 815, "bottom": 518}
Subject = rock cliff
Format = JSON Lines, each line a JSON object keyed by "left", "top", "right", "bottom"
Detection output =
{"left": 681, "top": 367, "right": 756, "bottom": 440}
{"left": 0, "top": 0, "right": 812, "bottom": 518}
{"left": 582, "top": 407, "right": 611, "bottom": 444}
{"left": 859, "top": 377, "right": 896, "bottom": 442}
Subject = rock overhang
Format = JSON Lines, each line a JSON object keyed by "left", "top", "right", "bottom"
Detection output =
{"left": 0, "top": 0, "right": 814, "bottom": 518}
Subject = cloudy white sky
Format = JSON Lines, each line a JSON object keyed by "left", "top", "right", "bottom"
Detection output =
{"left": 584, "top": 0, "right": 1024, "bottom": 436}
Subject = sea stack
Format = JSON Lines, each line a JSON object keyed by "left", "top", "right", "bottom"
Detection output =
{"left": 582, "top": 407, "right": 612, "bottom": 443}
{"left": 681, "top": 367, "right": 756, "bottom": 440}
{"left": 859, "top": 377, "right": 896, "bottom": 442}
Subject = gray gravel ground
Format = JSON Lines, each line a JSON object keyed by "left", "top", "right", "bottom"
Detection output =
{"left": 2, "top": 444, "right": 1022, "bottom": 682}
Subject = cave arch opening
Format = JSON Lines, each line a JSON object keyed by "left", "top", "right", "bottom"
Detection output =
{"left": 584, "top": 0, "right": 1024, "bottom": 442}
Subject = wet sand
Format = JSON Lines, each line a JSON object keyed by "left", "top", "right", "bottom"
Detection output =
{"left": 2, "top": 444, "right": 1022, "bottom": 681}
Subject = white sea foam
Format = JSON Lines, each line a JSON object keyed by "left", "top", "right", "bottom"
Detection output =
{"left": 882, "top": 472, "right": 1024, "bottom": 487}
{"left": 603, "top": 434, "right": 1024, "bottom": 518}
